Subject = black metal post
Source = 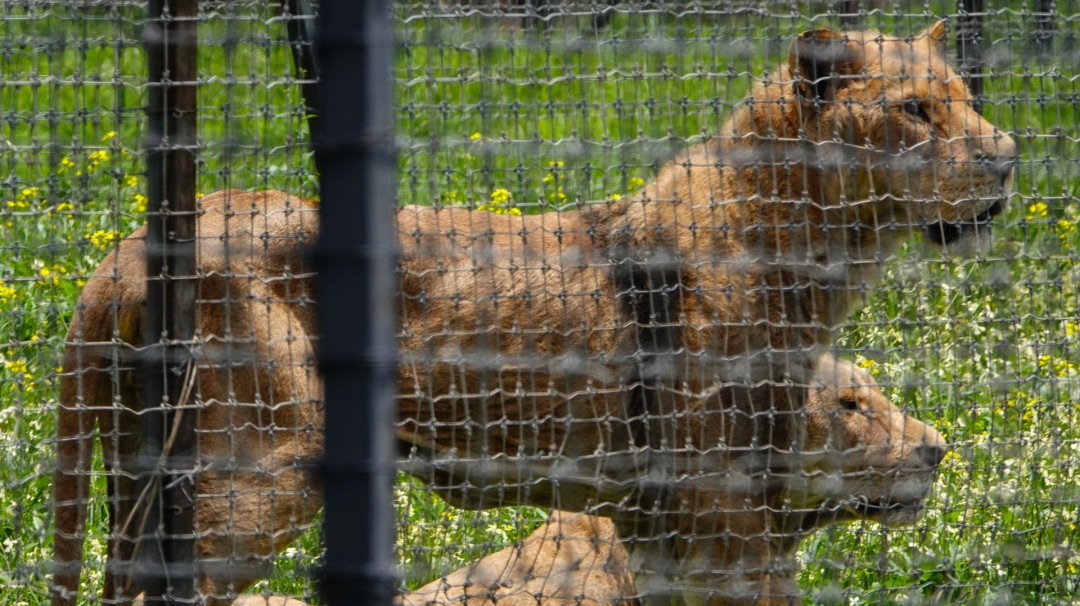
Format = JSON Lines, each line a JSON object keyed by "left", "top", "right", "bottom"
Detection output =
{"left": 314, "top": 2, "right": 399, "bottom": 605}
{"left": 1034, "top": 0, "right": 1056, "bottom": 56}
{"left": 286, "top": 0, "right": 321, "bottom": 156}
{"left": 957, "top": 0, "right": 985, "bottom": 113}
{"left": 839, "top": 0, "right": 862, "bottom": 30}
{"left": 138, "top": 1, "right": 198, "bottom": 604}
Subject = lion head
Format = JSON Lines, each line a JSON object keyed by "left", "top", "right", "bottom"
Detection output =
{"left": 785, "top": 21, "right": 1018, "bottom": 247}
{"left": 783, "top": 353, "right": 947, "bottom": 530}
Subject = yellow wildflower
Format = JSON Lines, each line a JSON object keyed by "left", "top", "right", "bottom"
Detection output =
{"left": 491, "top": 188, "right": 511, "bottom": 206}
{"left": 1066, "top": 321, "right": 1078, "bottom": 338}
{"left": 125, "top": 175, "right": 139, "bottom": 188}
{"left": 856, "top": 357, "right": 880, "bottom": 376}
{"left": 88, "top": 229, "right": 123, "bottom": 251}
{"left": 132, "top": 193, "right": 148, "bottom": 213}
{"left": 1037, "top": 353, "right": 1074, "bottom": 377}
{"left": 609, "top": 193, "right": 622, "bottom": 201}
{"left": 11, "top": 187, "right": 38, "bottom": 208}
{"left": 4, "top": 359, "right": 36, "bottom": 392}
{"left": 0, "top": 283, "right": 16, "bottom": 305}
{"left": 469, "top": 132, "right": 482, "bottom": 141}
{"left": 102, "top": 130, "right": 118, "bottom": 142}
{"left": 478, "top": 203, "right": 522, "bottom": 216}
{"left": 1057, "top": 219, "right": 1075, "bottom": 244}
{"left": 38, "top": 266, "right": 60, "bottom": 285}
{"left": 4, "top": 360, "right": 28, "bottom": 375}
{"left": 1026, "top": 201, "right": 1048, "bottom": 221}
{"left": 479, "top": 189, "right": 520, "bottom": 215}
{"left": 59, "top": 157, "right": 76, "bottom": 173}
{"left": 546, "top": 161, "right": 564, "bottom": 168}
{"left": 628, "top": 177, "right": 645, "bottom": 191}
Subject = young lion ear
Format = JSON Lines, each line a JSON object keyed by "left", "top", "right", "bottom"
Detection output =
{"left": 922, "top": 19, "right": 948, "bottom": 54}
{"left": 789, "top": 28, "right": 862, "bottom": 102}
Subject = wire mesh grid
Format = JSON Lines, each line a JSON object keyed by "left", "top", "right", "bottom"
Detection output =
{"left": 0, "top": 1, "right": 1076, "bottom": 605}
{"left": 2, "top": 2, "right": 321, "bottom": 604}
{"left": 390, "top": 2, "right": 1077, "bottom": 604}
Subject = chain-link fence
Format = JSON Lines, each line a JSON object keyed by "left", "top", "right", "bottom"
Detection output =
{"left": 1, "top": 1, "right": 1077, "bottom": 605}
{"left": 3, "top": 2, "right": 320, "bottom": 604}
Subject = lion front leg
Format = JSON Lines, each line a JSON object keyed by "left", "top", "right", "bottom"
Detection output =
{"left": 620, "top": 482, "right": 800, "bottom": 606}
{"left": 194, "top": 435, "right": 324, "bottom": 606}
{"left": 670, "top": 486, "right": 799, "bottom": 606}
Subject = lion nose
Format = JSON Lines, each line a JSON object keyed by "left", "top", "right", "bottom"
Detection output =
{"left": 915, "top": 442, "right": 948, "bottom": 468}
{"left": 974, "top": 152, "right": 1019, "bottom": 185}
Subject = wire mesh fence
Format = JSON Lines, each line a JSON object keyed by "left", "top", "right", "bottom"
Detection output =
{"left": 0, "top": 1, "right": 1077, "bottom": 605}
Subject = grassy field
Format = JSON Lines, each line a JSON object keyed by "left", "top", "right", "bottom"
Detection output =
{"left": 1, "top": 3, "right": 1078, "bottom": 605}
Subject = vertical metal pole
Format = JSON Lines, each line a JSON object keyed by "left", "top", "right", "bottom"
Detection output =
{"left": 139, "top": 1, "right": 198, "bottom": 604}
{"left": 314, "top": 2, "right": 399, "bottom": 605}
{"left": 286, "top": 0, "right": 320, "bottom": 157}
{"left": 1034, "top": 0, "right": 1056, "bottom": 56}
{"left": 957, "top": 0, "right": 985, "bottom": 114}
{"left": 1064, "top": 0, "right": 1077, "bottom": 54}
{"left": 839, "top": 0, "right": 862, "bottom": 30}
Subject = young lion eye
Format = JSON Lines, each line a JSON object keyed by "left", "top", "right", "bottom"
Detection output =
{"left": 902, "top": 100, "right": 931, "bottom": 122}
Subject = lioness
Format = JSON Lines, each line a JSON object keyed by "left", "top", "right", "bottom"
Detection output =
{"left": 53, "top": 21, "right": 1013, "bottom": 606}
{"left": 231, "top": 355, "right": 945, "bottom": 606}
{"left": 398, "top": 355, "right": 946, "bottom": 606}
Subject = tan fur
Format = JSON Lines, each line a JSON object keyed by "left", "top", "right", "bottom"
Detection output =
{"left": 400, "top": 511, "right": 637, "bottom": 606}
{"left": 279, "top": 356, "right": 944, "bottom": 606}
{"left": 393, "top": 21, "right": 1012, "bottom": 605}
{"left": 231, "top": 598, "right": 311, "bottom": 606}
{"left": 54, "top": 22, "right": 1010, "bottom": 606}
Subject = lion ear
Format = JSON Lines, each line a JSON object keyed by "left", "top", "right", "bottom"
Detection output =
{"left": 789, "top": 28, "right": 862, "bottom": 102}
{"left": 921, "top": 19, "right": 948, "bottom": 54}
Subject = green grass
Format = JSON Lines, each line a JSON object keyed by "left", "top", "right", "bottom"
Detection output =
{"left": 2, "top": 3, "right": 1079, "bottom": 605}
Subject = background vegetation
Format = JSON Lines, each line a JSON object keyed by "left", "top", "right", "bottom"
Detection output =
{"left": 0, "top": 2, "right": 1076, "bottom": 604}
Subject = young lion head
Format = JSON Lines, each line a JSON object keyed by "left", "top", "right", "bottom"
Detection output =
{"left": 785, "top": 353, "right": 947, "bottom": 531}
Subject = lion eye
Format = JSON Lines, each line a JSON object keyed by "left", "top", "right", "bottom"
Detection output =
{"left": 838, "top": 395, "right": 860, "bottom": 411}
{"left": 903, "top": 100, "right": 931, "bottom": 122}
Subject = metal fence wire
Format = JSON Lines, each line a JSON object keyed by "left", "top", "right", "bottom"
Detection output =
{"left": 0, "top": 1, "right": 1076, "bottom": 605}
